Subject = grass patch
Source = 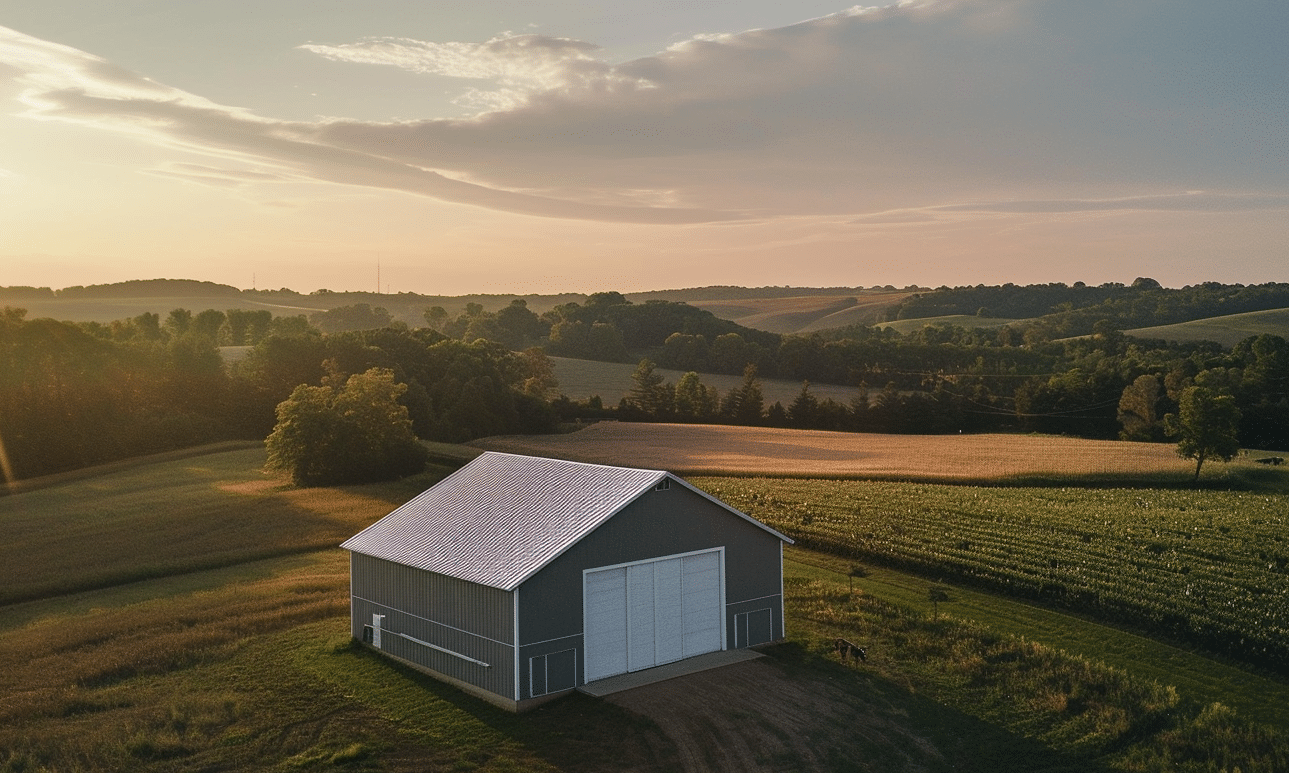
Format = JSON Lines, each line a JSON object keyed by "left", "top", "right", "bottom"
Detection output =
{"left": 781, "top": 562, "right": 1289, "bottom": 771}
{"left": 0, "top": 448, "right": 458, "bottom": 605}
{"left": 785, "top": 547, "right": 1289, "bottom": 729}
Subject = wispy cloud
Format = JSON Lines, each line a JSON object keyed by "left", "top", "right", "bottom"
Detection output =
{"left": 932, "top": 193, "right": 1289, "bottom": 214}
{"left": 0, "top": 25, "right": 733, "bottom": 223}
{"left": 300, "top": 33, "right": 627, "bottom": 111}
{"left": 3, "top": 1, "right": 1286, "bottom": 226}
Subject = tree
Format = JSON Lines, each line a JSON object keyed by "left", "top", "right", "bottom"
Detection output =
{"left": 1118, "top": 374, "right": 1162, "bottom": 441}
{"left": 629, "top": 358, "right": 672, "bottom": 417}
{"left": 787, "top": 381, "right": 819, "bottom": 428}
{"left": 264, "top": 367, "right": 428, "bottom": 486}
{"left": 673, "top": 371, "right": 718, "bottom": 421}
{"left": 1164, "top": 384, "right": 1241, "bottom": 481}
{"left": 722, "top": 364, "right": 765, "bottom": 424}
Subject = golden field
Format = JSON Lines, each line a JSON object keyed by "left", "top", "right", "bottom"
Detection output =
{"left": 470, "top": 422, "right": 1229, "bottom": 481}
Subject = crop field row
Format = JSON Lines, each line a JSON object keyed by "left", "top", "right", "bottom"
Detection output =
{"left": 693, "top": 478, "right": 1289, "bottom": 673}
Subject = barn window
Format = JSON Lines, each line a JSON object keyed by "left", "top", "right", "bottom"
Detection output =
{"left": 654, "top": 479, "right": 670, "bottom": 491}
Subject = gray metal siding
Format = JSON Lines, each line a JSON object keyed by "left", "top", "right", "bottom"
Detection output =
{"left": 516, "top": 484, "right": 784, "bottom": 694}
{"left": 350, "top": 553, "right": 515, "bottom": 699}
{"left": 351, "top": 553, "right": 513, "bottom": 642}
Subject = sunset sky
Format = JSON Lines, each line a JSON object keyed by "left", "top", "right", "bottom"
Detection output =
{"left": 1, "top": 1, "right": 1286, "bottom": 296}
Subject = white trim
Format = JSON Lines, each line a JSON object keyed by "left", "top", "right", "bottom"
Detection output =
{"left": 727, "top": 592, "right": 783, "bottom": 607}
{"left": 580, "top": 546, "right": 724, "bottom": 578}
{"left": 719, "top": 548, "right": 728, "bottom": 651}
{"left": 513, "top": 588, "right": 521, "bottom": 702}
{"left": 352, "top": 595, "right": 513, "bottom": 648}
{"left": 523, "top": 632, "right": 582, "bottom": 649}
{"left": 386, "top": 631, "right": 491, "bottom": 667}
{"left": 530, "top": 648, "right": 578, "bottom": 698}
{"left": 779, "top": 541, "right": 785, "bottom": 639}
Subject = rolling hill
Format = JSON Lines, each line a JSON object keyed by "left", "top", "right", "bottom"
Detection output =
{"left": 1125, "top": 307, "right": 1289, "bottom": 347}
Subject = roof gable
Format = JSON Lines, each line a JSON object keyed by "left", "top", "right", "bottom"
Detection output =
{"left": 341, "top": 451, "right": 788, "bottom": 591}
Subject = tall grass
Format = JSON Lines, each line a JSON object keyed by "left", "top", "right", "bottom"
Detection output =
{"left": 783, "top": 562, "right": 1289, "bottom": 772}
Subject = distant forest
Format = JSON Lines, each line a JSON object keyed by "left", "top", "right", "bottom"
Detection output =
{"left": 2, "top": 279, "right": 1286, "bottom": 480}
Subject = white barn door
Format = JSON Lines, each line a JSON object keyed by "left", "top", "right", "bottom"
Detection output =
{"left": 584, "top": 549, "right": 723, "bottom": 683}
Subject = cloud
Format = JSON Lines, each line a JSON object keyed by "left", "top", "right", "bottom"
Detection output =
{"left": 0, "top": 25, "right": 734, "bottom": 223}
{"left": 4, "top": 1, "right": 1287, "bottom": 224}
{"left": 299, "top": 33, "right": 622, "bottom": 111}
{"left": 932, "top": 193, "right": 1289, "bottom": 214}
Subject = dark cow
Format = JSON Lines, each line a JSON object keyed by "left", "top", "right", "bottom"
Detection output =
{"left": 834, "top": 637, "right": 867, "bottom": 664}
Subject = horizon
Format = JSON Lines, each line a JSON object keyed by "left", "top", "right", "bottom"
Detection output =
{"left": 2, "top": 1, "right": 1287, "bottom": 295}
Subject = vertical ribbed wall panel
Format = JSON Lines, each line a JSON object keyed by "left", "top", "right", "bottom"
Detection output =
{"left": 350, "top": 553, "right": 515, "bottom": 700}
{"left": 352, "top": 553, "right": 512, "bottom": 642}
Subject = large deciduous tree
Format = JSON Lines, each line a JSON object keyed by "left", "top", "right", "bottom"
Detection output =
{"left": 264, "top": 367, "right": 427, "bottom": 487}
{"left": 1164, "top": 384, "right": 1241, "bottom": 481}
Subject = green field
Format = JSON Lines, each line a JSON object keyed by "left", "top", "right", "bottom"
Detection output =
{"left": 696, "top": 478, "right": 1289, "bottom": 677}
{"left": 2, "top": 445, "right": 1287, "bottom": 771}
{"left": 549, "top": 355, "right": 859, "bottom": 406}
{"left": 1126, "top": 307, "right": 1289, "bottom": 347}
{"left": 876, "top": 315, "right": 1025, "bottom": 334}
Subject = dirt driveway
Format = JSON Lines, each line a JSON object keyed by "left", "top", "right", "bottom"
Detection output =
{"left": 602, "top": 657, "right": 946, "bottom": 773}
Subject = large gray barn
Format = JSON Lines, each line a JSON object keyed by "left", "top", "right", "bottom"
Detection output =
{"left": 341, "top": 451, "right": 791, "bottom": 711}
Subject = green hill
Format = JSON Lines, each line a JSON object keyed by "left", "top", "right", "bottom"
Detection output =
{"left": 876, "top": 314, "right": 1024, "bottom": 335}
{"left": 1126, "top": 307, "right": 1289, "bottom": 347}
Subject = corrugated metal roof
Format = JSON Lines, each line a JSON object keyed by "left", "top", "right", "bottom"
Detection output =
{"left": 341, "top": 451, "right": 788, "bottom": 591}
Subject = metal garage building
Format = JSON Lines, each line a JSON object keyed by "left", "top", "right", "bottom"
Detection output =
{"left": 341, "top": 451, "right": 792, "bottom": 711}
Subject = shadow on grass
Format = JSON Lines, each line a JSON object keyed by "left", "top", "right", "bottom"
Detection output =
{"left": 762, "top": 641, "right": 1120, "bottom": 773}
{"left": 321, "top": 638, "right": 682, "bottom": 773}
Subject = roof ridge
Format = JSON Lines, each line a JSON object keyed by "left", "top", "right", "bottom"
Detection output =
{"left": 478, "top": 450, "right": 666, "bottom": 477}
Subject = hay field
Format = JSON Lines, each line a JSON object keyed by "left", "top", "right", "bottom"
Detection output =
{"left": 687, "top": 292, "right": 909, "bottom": 334}
{"left": 1126, "top": 307, "right": 1289, "bottom": 348}
{"left": 471, "top": 422, "right": 1210, "bottom": 481}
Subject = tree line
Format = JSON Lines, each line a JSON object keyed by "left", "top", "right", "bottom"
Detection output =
{"left": 0, "top": 307, "right": 556, "bottom": 481}
{"left": 3, "top": 278, "right": 1285, "bottom": 484}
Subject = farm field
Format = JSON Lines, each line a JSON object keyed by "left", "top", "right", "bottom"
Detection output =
{"left": 1126, "top": 307, "right": 1289, "bottom": 348}
{"left": 548, "top": 356, "right": 860, "bottom": 407}
{"left": 696, "top": 478, "right": 1289, "bottom": 680}
{"left": 876, "top": 314, "right": 1025, "bottom": 334}
{"left": 471, "top": 421, "right": 1285, "bottom": 485}
{"left": 3, "top": 443, "right": 1288, "bottom": 770}
{"left": 678, "top": 291, "right": 910, "bottom": 334}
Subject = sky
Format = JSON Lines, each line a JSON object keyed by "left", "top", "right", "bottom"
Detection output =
{"left": 1, "top": 0, "right": 1286, "bottom": 296}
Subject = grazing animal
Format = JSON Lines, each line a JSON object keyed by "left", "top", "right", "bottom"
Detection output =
{"left": 1254, "top": 456, "right": 1285, "bottom": 465}
{"left": 834, "top": 637, "right": 867, "bottom": 664}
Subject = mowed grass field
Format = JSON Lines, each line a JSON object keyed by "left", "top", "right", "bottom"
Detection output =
{"left": 1126, "top": 307, "right": 1289, "bottom": 348}
{"left": 2, "top": 438, "right": 1288, "bottom": 770}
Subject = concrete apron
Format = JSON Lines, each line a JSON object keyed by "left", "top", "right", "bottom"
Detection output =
{"left": 578, "top": 649, "right": 764, "bottom": 697}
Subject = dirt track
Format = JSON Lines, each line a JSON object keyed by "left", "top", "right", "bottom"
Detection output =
{"left": 603, "top": 657, "right": 945, "bottom": 773}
